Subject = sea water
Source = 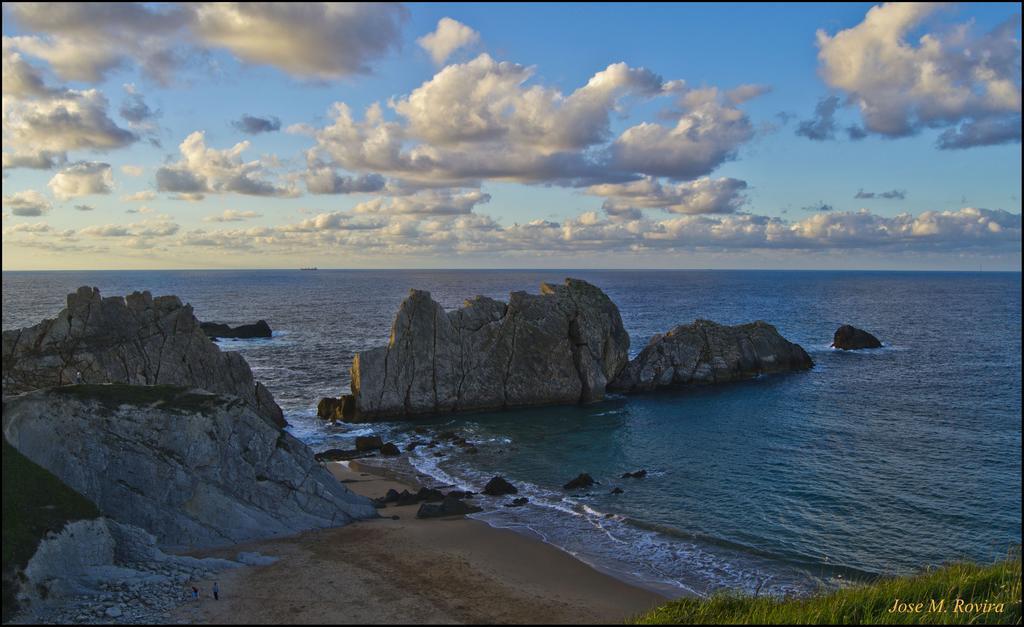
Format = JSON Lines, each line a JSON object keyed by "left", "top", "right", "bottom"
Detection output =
{"left": 3, "top": 269, "right": 1020, "bottom": 597}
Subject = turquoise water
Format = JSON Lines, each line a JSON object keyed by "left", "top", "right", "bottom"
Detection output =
{"left": 3, "top": 270, "right": 1021, "bottom": 597}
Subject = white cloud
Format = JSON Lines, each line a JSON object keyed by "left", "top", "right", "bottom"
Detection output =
{"left": 155, "top": 131, "right": 298, "bottom": 199}
{"left": 418, "top": 18, "right": 480, "bottom": 65}
{"left": 47, "top": 161, "right": 114, "bottom": 200}
{"left": 588, "top": 176, "right": 748, "bottom": 215}
{"left": 120, "top": 164, "right": 145, "bottom": 177}
{"left": 351, "top": 189, "right": 491, "bottom": 216}
{"left": 204, "top": 209, "right": 263, "bottom": 223}
{"left": 192, "top": 3, "right": 406, "bottom": 79}
{"left": 2, "top": 189, "right": 52, "bottom": 216}
{"left": 816, "top": 3, "right": 1021, "bottom": 147}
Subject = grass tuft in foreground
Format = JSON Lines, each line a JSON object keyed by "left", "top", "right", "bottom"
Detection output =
{"left": 2, "top": 438, "right": 100, "bottom": 622}
{"left": 631, "top": 556, "right": 1021, "bottom": 625}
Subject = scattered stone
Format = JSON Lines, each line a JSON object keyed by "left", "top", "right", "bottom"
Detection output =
{"left": 832, "top": 325, "right": 882, "bottom": 350}
{"left": 416, "top": 496, "right": 483, "bottom": 519}
{"left": 563, "top": 473, "right": 596, "bottom": 490}
{"left": 483, "top": 476, "right": 518, "bottom": 496}
{"left": 380, "top": 442, "right": 401, "bottom": 456}
{"left": 355, "top": 436, "right": 384, "bottom": 452}
{"left": 505, "top": 497, "right": 529, "bottom": 507}
{"left": 610, "top": 487, "right": 624, "bottom": 495}
{"left": 622, "top": 469, "right": 647, "bottom": 479}
{"left": 200, "top": 320, "right": 272, "bottom": 340}
{"left": 314, "top": 448, "right": 375, "bottom": 462}
{"left": 316, "top": 395, "right": 355, "bottom": 421}
{"left": 445, "top": 490, "right": 475, "bottom": 500}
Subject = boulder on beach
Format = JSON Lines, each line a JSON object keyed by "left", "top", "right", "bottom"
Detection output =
{"left": 1, "top": 286, "right": 285, "bottom": 428}
{"left": 610, "top": 320, "right": 813, "bottom": 393}
{"left": 380, "top": 442, "right": 401, "bottom": 456}
{"left": 416, "top": 496, "right": 482, "bottom": 519}
{"left": 349, "top": 278, "right": 631, "bottom": 421}
{"left": 832, "top": 325, "right": 882, "bottom": 350}
{"left": 563, "top": 473, "right": 596, "bottom": 490}
{"left": 483, "top": 476, "right": 518, "bottom": 496}
{"left": 2, "top": 385, "right": 377, "bottom": 549}
{"left": 200, "top": 320, "right": 272, "bottom": 340}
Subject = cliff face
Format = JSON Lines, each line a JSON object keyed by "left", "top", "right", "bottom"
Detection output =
{"left": 1, "top": 286, "right": 284, "bottom": 428}
{"left": 351, "top": 278, "right": 631, "bottom": 420}
{"left": 609, "top": 320, "right": 814, "bottom": 392}
{"left": 2, "top": 385, "right": 378, "bottom": 549}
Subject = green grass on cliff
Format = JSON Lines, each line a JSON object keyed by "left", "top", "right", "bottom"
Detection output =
{"left": 631, "top": 556, "right": 1021, "bottom": 625}
{"left": 2, "top": 438, "right": 100, "bottom": 621}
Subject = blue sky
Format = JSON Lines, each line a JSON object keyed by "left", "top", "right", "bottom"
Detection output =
{"left": 2, "top": 2, "right": 1021, "bottom": 270}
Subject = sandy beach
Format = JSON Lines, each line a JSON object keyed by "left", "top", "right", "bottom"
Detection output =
{"left": 172, "top": 461, "right": 666, "bottom": 624}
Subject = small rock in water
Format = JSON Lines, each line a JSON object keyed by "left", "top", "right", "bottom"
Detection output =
{"left": 563, "top": 473, "right": 596, "bottom": 490}
{"left": 483, "top": 476, "right": 518, "bottom": 496}
{"left": 610, "top": 487, "right": 624, "bottom": 495}
{"left": 379, "top": 442, "right": 401, "bottom": 456}
{"left": 621, "top": 469, "right": 647, "bottom": 479}
{"left": 504, "top": 497, "right": 529, "bottom": 507}
{"left": 831, "top": 324, "right": 883, "bottom": 350}
{"left": 355, "top": 436, "right": 384, "bottom": 452}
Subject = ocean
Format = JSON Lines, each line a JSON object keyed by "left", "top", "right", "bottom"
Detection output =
{"left": 3, "top": 269, "right": 1021, "bottom": 598}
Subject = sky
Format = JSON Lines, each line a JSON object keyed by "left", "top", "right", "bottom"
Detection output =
{"left": 1, "top": 2, "right": 1021, "bottom": 271}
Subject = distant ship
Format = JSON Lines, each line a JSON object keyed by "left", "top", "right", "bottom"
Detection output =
{"left": 299, "top": 267, "right": 318, "bottom": 271}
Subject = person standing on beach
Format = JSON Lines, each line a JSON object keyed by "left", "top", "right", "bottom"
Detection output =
{"left": 191, "top": 585, "right": 200, "bottom": 601}
{"left": 213, "top": 581, "right": 220, "bottom": 601}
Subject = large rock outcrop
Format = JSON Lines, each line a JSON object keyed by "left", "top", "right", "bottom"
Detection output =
{"left": 2, "top": 385, "right": 378, "bottom": 549}
{"left": 609, "top": 320, "right": 813, "bottom": 392}
{"left": 350, "top": 278, "right": 630, "bottom": 421}
{"left": 832, "top": 324, "right": 882, "bottom": 350}
{"left": 2, "top": 286, "right": 284, "bottom": 428}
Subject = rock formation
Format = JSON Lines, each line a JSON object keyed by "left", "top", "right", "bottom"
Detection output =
{"left": 2, "top": 385, "right": 378, "bottom": 549}
{"left": 200, "top": 320, "right": 272, "bottom": 340}
{"left": 350, "top": 278, "right": 630, "bottom": 420}
{"left": 610, "top": 320, "right": 813, "bottom": 393}
{"left": 2, "top": 286, "right": 285, "bottom": 428}
{"left": 317, "top": 395, "right": 354, "bottom": 421}
{"left": 832, "top": 324, "right": 882, "bottom": 350}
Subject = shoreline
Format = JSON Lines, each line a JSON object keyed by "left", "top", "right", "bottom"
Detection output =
{"left": 172, "top": 460, "right": 666, "bottom": 624}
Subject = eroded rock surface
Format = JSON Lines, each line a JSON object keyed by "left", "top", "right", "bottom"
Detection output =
{"left": 2, "top": 385, "right": 377, "bottom": 549}
{"left": 2, "top": 286, "right": 285, "bottom": 427}
{"left": 350, "top": 278, "right": 630, "bottom": 420}
{"left": 610, "top": 320, "right": 813, "bottom": 393}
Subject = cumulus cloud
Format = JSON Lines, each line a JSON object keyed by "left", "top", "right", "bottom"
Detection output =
{"left": 308, "top": 55, "right": 750, "bottom": 188}
{"left": 232, "top": 115, "right": 282, "bottom": 135}
{"left": 204, "top": 209, "right": 263, "bottom": 222}
{"left": 155, "top": 131, "right": 298, "bottom": 199}
{"left": 816, "top": 3, "right": 1021, "bottom": 148}
{"left": 80, "top": 218, "right": 179, "bottom": 238}
{"left": 608, "top": 87, "right": 755, "bottom": 180}
{"left": 47, "top": 161, "right": 114, "bottom": 199}
{"left": 2, "top": 43, "right": 137, "bottom": 167}
{"left": 855, "top": 188, "right": 906, "bottom": 200}
{"left": 5, "top": 3, "right": 406, "bottom": 84}
{"left": 418, "top": 17, "right": 480, "bottom": 65}
{"left": 120, "top": 164, "right": 145, "bottom": 177}
{"left": 587, "top": 176, "right": 748, "bottom": 215}
{"left": 119, "top": 84, "right": 158, "bottom": 124}
{"left": 304, "top": 168, "right": 386, "bottom": 194}
{"left": 192, "top": 3, "right": 406, "bottom": 79}
{"left": 2, "top": 189, "right": 52, "bottom": 216}
{"left": 351, "top": 189, "right": 491, "bottom": 216}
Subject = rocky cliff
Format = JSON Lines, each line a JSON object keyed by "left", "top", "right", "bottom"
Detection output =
{"left": 609, "top": 320, "right": 813, "bottom": 392}
{"left": 2, "top": 385, "right": 378, "bottom": 549}
{"left": 350, "top": 278, "right": 630, "bottom": 420}
{"left": 1, "top": 286, "right": 284, "bottom": 427}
